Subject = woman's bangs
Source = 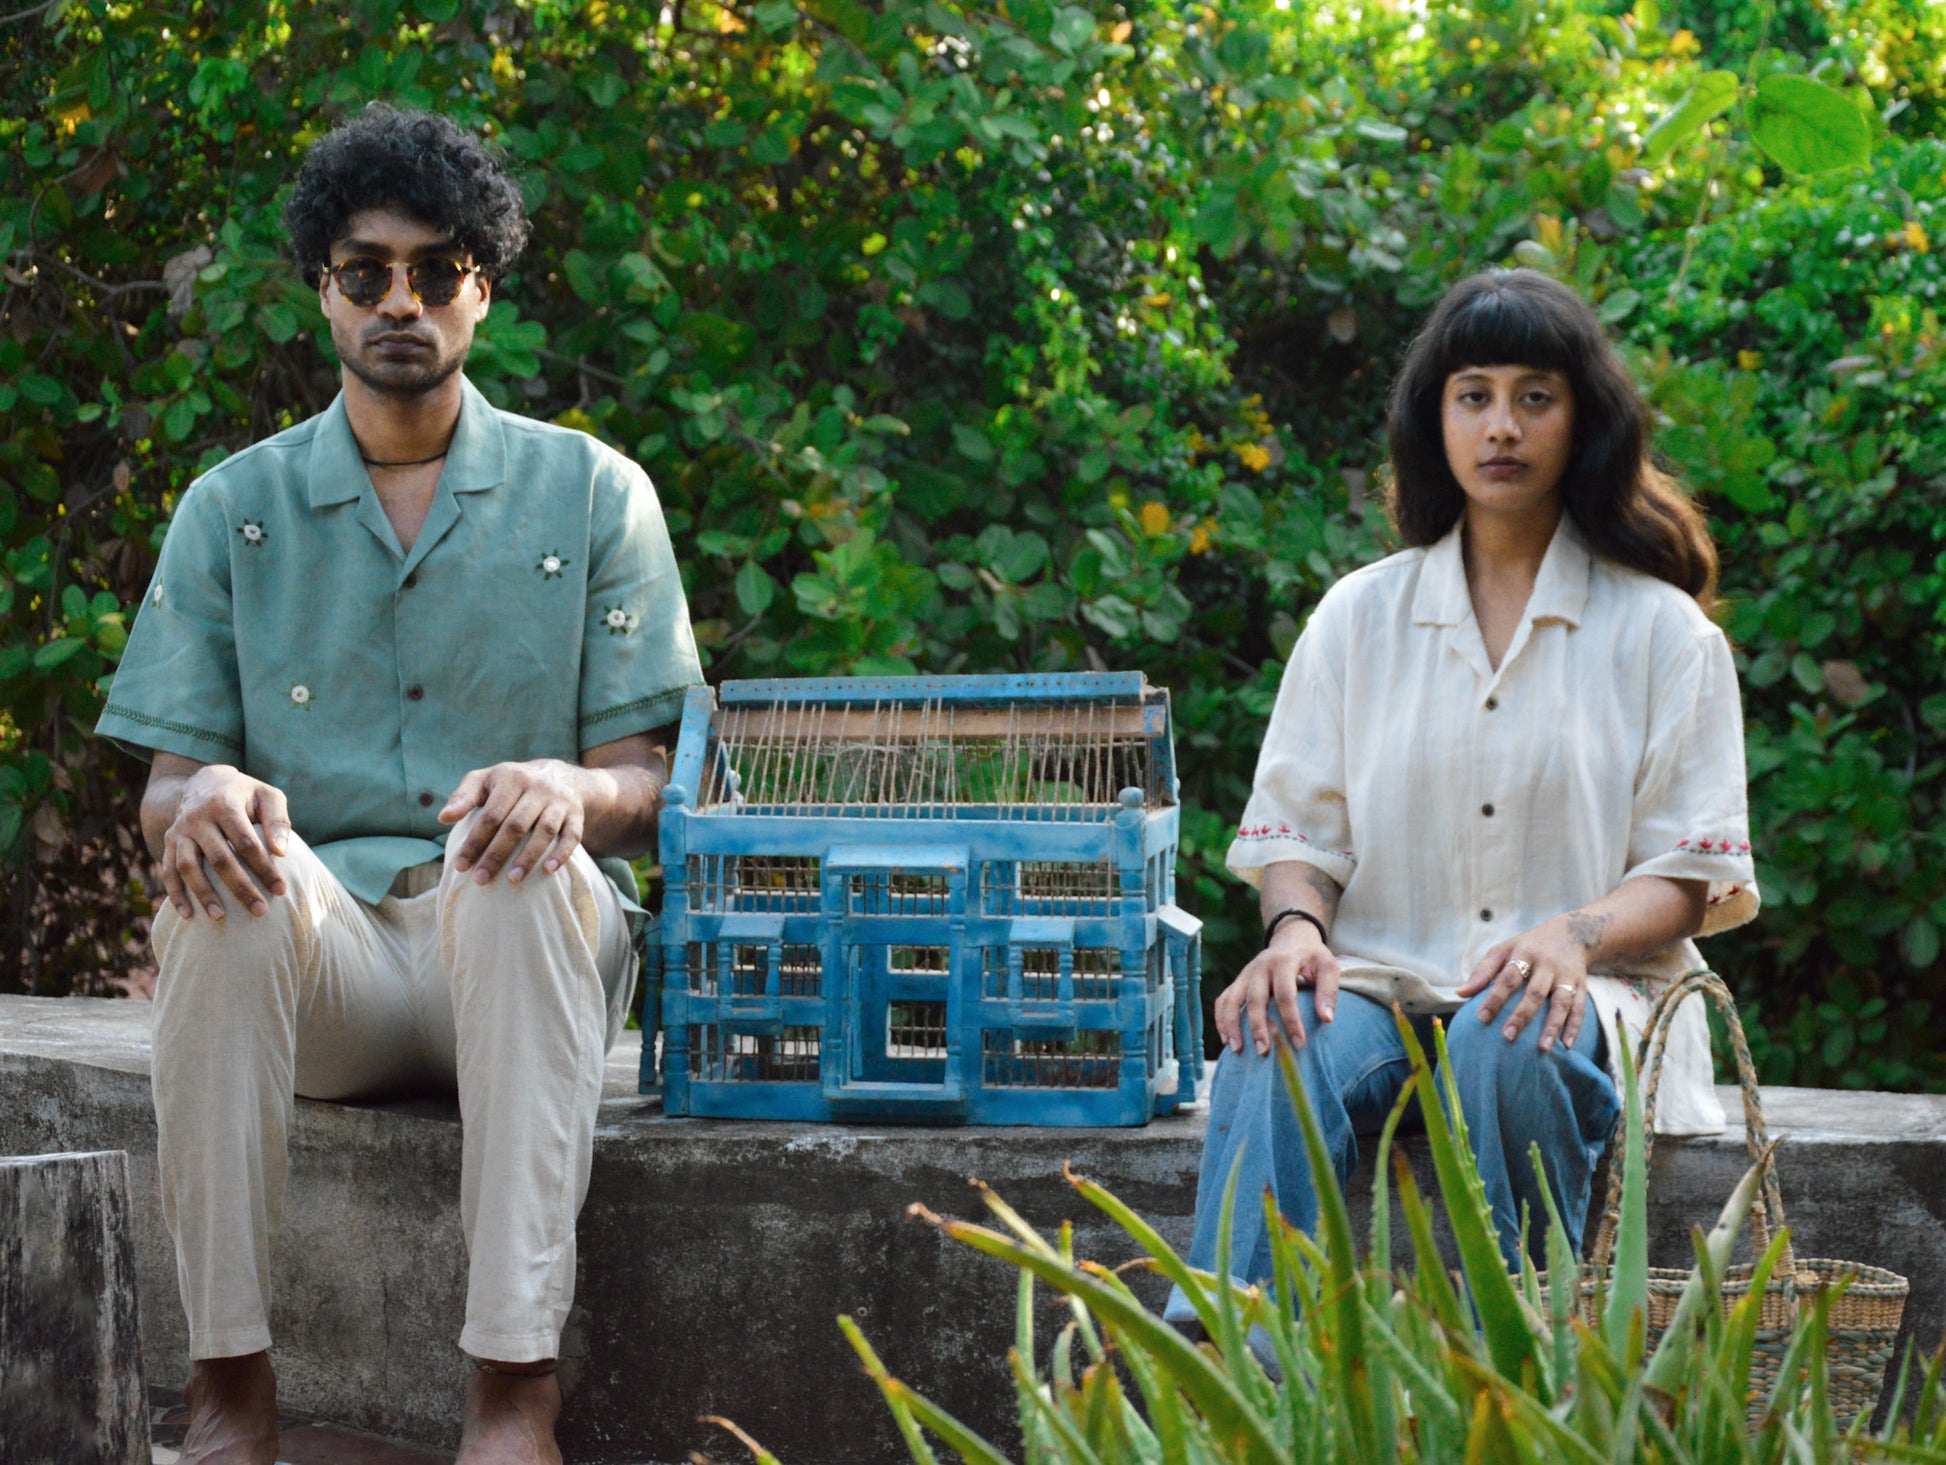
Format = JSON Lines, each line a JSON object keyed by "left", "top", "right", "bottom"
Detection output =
{"left": 1432, "top": 285, "right": 1577, "bottom": 377}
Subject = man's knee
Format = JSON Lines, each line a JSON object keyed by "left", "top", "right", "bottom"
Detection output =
{"left": 439, "top": 831, "right": 602, "bottom": 957}
{"left": 155, "top": 828, "right": 317, "bottom": 953}
{"left": 153, "top": 827, "right": 324, "bottom": 975}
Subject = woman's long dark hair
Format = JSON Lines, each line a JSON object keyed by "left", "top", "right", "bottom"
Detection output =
{"left": 1385, "top": 268, "right": 1718, "bottom": 607}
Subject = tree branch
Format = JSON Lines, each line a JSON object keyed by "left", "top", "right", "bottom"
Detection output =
{"left": 0, "top": 0, "right": 62, "bottom": 26}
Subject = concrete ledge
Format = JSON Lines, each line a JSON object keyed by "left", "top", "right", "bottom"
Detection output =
{"left": 4, "top": 995, "right": 1945, "bottom": 1463}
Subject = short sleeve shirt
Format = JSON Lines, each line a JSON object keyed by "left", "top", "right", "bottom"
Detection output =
{"left": 96, "top": 376, "right": 705, "bottom": 911}
{"left": 1228, "top": 516, "right": 1759, "bottom": 1135}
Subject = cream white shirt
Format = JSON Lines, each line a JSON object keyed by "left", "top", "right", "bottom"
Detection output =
{"left": 1227, "top": 515, "right": 1758, "bottom": 1135}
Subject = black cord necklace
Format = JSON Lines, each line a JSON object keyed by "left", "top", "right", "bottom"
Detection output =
{"left": 352, "top": 428, "right": 454, "bottom": 470}
{"left": 360, "top": 448, "right": 449, "bottom": 469}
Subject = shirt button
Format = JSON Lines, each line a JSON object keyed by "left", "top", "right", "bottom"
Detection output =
{"left": 1485, "top": 696, "right": 1499, "bottom": 711}
{"left": 407, "top": 685, "right": 425, "bottom": 701}
{"left": 1481, "top": 803, "right": 1495, "bottom": 817}
{"left": 1480, "top": 908, "right": 1493, "bottom": 922}
{"left": 402, "top": 572, "right": 418, "bottom": 590}
{"left": 418, "top": 792, "right": 434, "bottom": 808}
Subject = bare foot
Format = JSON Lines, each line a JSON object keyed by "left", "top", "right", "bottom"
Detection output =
{"left": 179, "top": 1352, "right": 280, "bottom": 1465}
{"left": 457, "top": 1362, "right": 562, "bottom": 1465}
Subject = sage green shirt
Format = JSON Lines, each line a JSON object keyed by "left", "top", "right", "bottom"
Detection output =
{"left": 96, "top": 376, "right": 704, "bottom": 910}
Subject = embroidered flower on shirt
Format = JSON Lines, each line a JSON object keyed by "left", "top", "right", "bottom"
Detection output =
{"left": 536, "top": 550, "right": 569, "bottom": 579}
{"left": 150, "top": 583, "right": 165, "bottom": 608}
{"left": 601, "top": 604, "right": 638, "bottom": 636}
{"left": 288, "top": 682, "right": 314, "bottom": 711}
{"left": 238, "top": 522, "right": 267, "bottom": 548}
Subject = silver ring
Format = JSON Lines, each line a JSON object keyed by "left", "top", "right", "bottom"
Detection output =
{"left": 1509, "top": 958, "right": 1533, "bottom": 980}
{"left": 1558, "top": 982, "right": 1577, "bottom": 996}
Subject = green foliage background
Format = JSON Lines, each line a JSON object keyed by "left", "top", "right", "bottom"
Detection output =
{"left": 2, "top": 0, "right": 1943, "bottom": 1088}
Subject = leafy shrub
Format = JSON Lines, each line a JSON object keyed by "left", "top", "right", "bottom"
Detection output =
{"left": 1, "top": 0, "right": 1941, "bottom": 1087}
{"left": 721, "top": 1018, "right": 1944, "bottom": 1463}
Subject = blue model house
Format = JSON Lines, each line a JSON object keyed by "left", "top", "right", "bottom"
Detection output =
{"left": 647, "top": 672, "right": 1206, "bottom": 1125}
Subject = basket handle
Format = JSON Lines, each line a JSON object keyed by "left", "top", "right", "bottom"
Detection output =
{"left": 1589, "top": 970, "right": 1792, "bottom": 1277}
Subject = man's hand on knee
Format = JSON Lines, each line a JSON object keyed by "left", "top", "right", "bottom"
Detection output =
{"left": 440, "top": 760, "right": 587, "bottom": 886}
{"left": 159, "top": 765, "right": 293, "bottom": 922}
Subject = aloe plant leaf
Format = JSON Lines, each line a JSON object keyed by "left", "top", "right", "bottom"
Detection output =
{"left": 839, "top": 1314, "right": 954, "bottom": 1465}
{"left": 1805, "top": 1281, "right": 1844, "bottom": 1465}
{"left": 1368, "top": 1070, "right": 1419, "bottom": 1285}
{"left": 1393, "top": 1145, "right": 1469, "bottom": 1334}
{"left": 1878, "top": 1343, "right": 1917, "bottom": 1446}
{"left": 1724, "top": 1227, "right": 1791, "bottom": 1433}
{"left": 1206, "top": 1148, "right": 1266, "bottom": 1403}
{"left": 975, "top": 1179, "right": 1068, "bottom": 1264}
{"left": 1642, "top": 1143, "right": 1777, "bottom": 1397}
{"left": 1102, "top": 1311, "right": 1192, "bottom": 1465}
{"left": 1912, "top": 1342, "right": 1946, "bottom": 1441}
{"left": 1012, "top": 1272, "right": 1062, "bottom": 1461}
{"left": 931, "top": 1218, "right": 1287, "bottom": 1465}
{"left": 1058, "top": 1219, "right": 1108, "bottom": 1365}
{"left": 1080, "top": 1360, "right": 1144, "bottom": 1463}
{"left": 1532, "top": 1142, "right": 1580, "bottom": 1396}
{"left": 701, "top": 1412, "right": 788, "bottom": 1465}
{"left": 1760, "top": 1310, "right": 1832, "bottom": 1440}
{"left": 1448, "top": 1353, "right": 1610, "bottom": 1465}
{"left": 1408, "top": 1013, "right": 1543, "bottom": 1383}
{"left": 1361, "top": 1295, "right": 1466, "bottom": 1443}
{"left": 1258, "top": 1194, "right": 1309, "bottom": 1397}
{"left": 1053, "top": 1320, "right": 1080, "bottom": 1401}
{"left": 889, "top": 1376, "right": 1027, "bottom": 1465}
{"left": 1065, "top": 1163, "right": 1223, "bottom": 1341}
{"left": 1275, "top": 1035, "right": 1385, "bottom": 1461}
{"left": 1010, "top": 1346, "right": 1111, "bottom": 1465}
{"left": 1603, "top": 1025, "right": 1649, "bottom": 1364}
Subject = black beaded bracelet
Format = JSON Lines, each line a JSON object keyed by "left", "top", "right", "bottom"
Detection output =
{"left": 1264, "top": 907, "right": 1329, "bottom": 950}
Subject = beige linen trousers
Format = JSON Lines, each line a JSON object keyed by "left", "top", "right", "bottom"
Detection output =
{"left": 150, "top": 810, "right": 635, "bottom": 1363}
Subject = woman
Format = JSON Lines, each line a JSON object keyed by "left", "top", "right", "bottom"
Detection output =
{"left": 1182, "top": 268, "right": 1758, "bottom": 1297}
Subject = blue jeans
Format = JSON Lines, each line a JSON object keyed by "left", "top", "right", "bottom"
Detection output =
{"left": 1174, "top": 988, "right": 1619, "bottom": 1311}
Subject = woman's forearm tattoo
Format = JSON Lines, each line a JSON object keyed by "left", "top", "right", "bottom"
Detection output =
{"left": 1565, "top": 910, "right": 1611, "bottom": 954}
{"left": 1300, "top": 864, "right": 1343, "bottom": 923}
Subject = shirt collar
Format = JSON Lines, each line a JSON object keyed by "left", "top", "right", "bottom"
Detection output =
{"left": 306, "top": 375, "right": 507, "bottom": 508}
{"left": 1410, "top": 512, "right": 1593, "bottom": 630}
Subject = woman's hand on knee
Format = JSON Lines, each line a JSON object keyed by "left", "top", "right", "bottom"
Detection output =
{"left": 1214, "top": 927, "right": 1341, "bottom": 1056}
{"left": 1457, "top": 923, "right": 1589, "bottom": 1052}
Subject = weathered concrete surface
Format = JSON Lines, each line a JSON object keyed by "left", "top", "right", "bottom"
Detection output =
{"left": 3, "top": 994, "right": 1945, "bottom": 1464}
{"left": 1, "top": 1147, "right": 151, "bottom": 1464}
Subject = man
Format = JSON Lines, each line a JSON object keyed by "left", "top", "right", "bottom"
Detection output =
{"left": 96, "top": 105, "right": 702, "bottom": 1464}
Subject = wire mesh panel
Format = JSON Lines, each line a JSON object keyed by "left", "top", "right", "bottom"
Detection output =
{"left": 693, "top": 694, "right": 1168, "bottom": 817}
{"left": 980, "top": 859, "right": 1120, "bottom": 916}
{"left": 981, "top": 946, "right": 1122, "bottom": 1001}
{"left": 886, "top": 999, "right": 949, "bottom": 1058}
{"left": 848, "top": 870, "right": 950, "bottom": 916}
{"left": 689, "top": 1025, "right": 822, "bottom": 1082}
{"left": 687, "top": 854, "right": 821, "bottom": 913}
{"left": 778, "top": 944, "right": 822, "bottom": 998}
{"left": 680, "top": 942, "right": 824, "bottom": 1001}
{"left": 981, "top": 1030, "right": 1121, "bottom": 1089}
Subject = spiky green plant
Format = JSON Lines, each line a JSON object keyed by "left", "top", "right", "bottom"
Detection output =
{"left": 728, "top": 1007, "right": 1946, "bottom": 1464}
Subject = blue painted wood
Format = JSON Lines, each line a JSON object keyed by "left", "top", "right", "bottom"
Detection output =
{"left": 716, "top": 671, "right": 1149, "bottom": 704}
{"left": 652, "top": 673, "right": 1205, "bottom": 1125}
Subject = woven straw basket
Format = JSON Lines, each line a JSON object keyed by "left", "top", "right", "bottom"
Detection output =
{"left": 1567, "top": 970, "right": 1907, "bottom": 1429}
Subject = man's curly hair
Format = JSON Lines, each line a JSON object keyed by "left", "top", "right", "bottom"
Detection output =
{"left": 284, "top": 104, "right": 530, "bottom": 285}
